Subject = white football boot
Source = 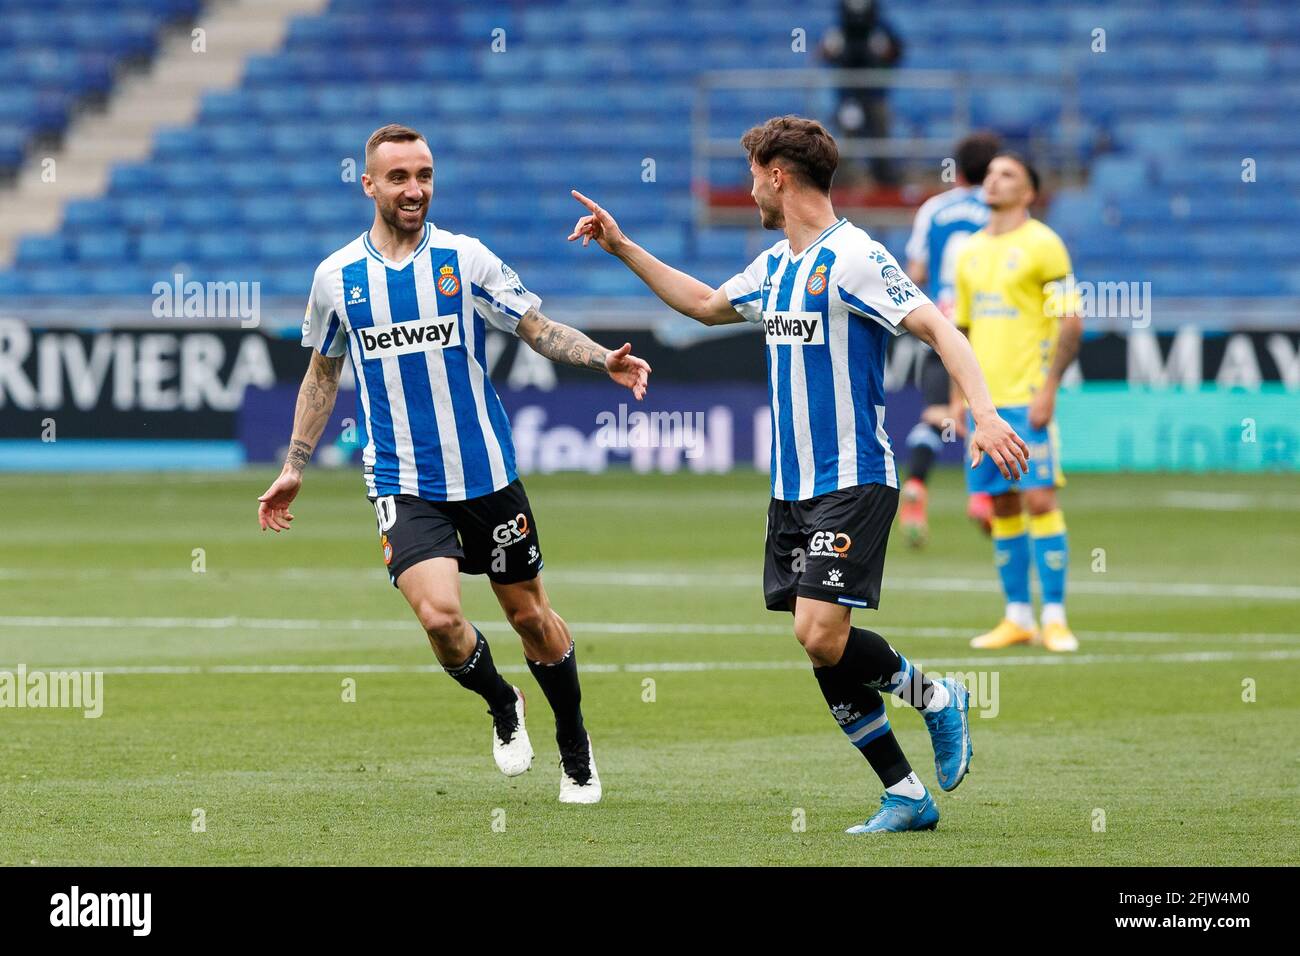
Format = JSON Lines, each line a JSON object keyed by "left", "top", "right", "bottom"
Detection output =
{"left": 491, "top": 687, "right": 533, "bottom": 777}
{"left": 558, "top": 734, "right": 602, "bottom": 804}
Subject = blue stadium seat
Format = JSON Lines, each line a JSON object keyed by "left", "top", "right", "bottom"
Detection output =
{"left": 0, "top": 0, "right": 200, "bottom": 172}
{"left": 1, "top": 0, "right": 1294, "bottom": 302}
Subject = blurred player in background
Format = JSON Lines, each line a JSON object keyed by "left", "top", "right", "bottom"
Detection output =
{"left": 569, "top": 116, "right": 1030, "bottom": 833}
{"left": 899, "top": 131, "right": 1001, "bottom": 546}
{"left": 953, "top": 153, "right": 1083, "bottom": 652}
{"left": 257, "top": 124, "right": 652, "bottom": 802}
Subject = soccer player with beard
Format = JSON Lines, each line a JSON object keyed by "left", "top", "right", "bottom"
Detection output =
{"left": 257, "top": 124, "right": 653, "bottom": 803}
{"left": 568, "top": 115, "right": 1029, "bottom": 833}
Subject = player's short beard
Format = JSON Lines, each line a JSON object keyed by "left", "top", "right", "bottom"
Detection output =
{"left": 380, "top": 196, "right": 427, "bottom": 235}
{"left": 757, "top": 198, "right": 784, "bottom": 230}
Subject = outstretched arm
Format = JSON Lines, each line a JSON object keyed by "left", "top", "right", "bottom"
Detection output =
{"left": 257, "top": 350, "right": 345, "bottom": 531}
{"left": 902, "top": 303, "right": 1030, "bottom": 481}
{"left": 516, "top": 306, "right": 651, "bottom": 400}
{"left": 568, "top": 190, "right": 743, "bottom": 326}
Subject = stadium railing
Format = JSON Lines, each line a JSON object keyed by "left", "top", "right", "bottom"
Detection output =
{"left": 691, "top": 67, "right": 1087, "bottom": 229}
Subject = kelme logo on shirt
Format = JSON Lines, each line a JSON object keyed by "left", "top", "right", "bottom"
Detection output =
{"left": 763, "top": 311, "right": 823, "bottom": 345}
{"left": 358, "top": 314, "right": 461, "bottom": 360}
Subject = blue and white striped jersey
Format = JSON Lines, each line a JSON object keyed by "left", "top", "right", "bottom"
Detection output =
{"left": 723, "top": 218, "right": 930, "bottom": 502}
{"left": 904, "top": 185, "right": 989, "bottom": 310}
{"left": 302, "top": 222, "right": 539, "bottom": 501}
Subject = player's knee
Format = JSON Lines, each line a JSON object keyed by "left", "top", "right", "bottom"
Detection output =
{"left": 1025, "top": 489, "right": 1056, "bottom": 515}
{"left": 504, "top": 599, "right": 548, "bottom": 640}
{"left": 793, "top": 619, "right": 839, "bottom": 662}
{"left": 416, "top": 602, "right": 466, "bottom": 643}
{"left": 992, "top": 492, "right": 1022, "bottom": 517}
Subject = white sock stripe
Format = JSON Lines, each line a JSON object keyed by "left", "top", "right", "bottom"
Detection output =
{"left": 846, "top": 710, "right": 890, "bottom": 743}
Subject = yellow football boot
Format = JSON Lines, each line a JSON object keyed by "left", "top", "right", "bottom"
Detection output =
{"left": 1041, "top": 621, "right": 1079, "bottom": 653}
{"left": 969, "top": 619, "right": 1038, "bottom": 649}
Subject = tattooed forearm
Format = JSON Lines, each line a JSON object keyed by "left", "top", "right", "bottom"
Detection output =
{"left": 285, "top": 352, "right": 345, "bottom": 472}
{"left": 519, "top": 308, "right": 608, "bottom": 371}
{"left": 285, "top": 439, "right": 313, "bottom": 471}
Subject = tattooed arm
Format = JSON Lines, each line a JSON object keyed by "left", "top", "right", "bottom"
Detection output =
{"left": 257, "top": 350, "right": 345, "bottom": 532}
{"left": 516, "top": 306, "right": 651, "bottom": 399}
{"left": 285, "top": 350, "right": 345, "bottom": 470}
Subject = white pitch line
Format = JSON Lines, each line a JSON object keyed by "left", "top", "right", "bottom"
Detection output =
{"left": 1160, "top": 491, "right": 1300, "bottom": 511}
{"left": 1, "top": 615, "right": 1299, "bottom": 646}
{"left": 17, "top": 648, "right": 1300, "bottom": 676}
{"left": 0, "top": 615, "right": 778, "bottom": 634}
{"left": 548, "top": 571, "right": 1300, "bottom": 601}
{"left": 2, "top": 567, "right": 1297, "bottom": 601}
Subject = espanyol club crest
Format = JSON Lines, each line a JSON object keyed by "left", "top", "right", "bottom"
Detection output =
{"left": 381, "top": 534, "right": 393, "bottom": 565}
{"left": 806, "top": 264, "right": 828, "bottom": 296}
{"left": 437, "top": 264, "right": 460, "bottom": 297}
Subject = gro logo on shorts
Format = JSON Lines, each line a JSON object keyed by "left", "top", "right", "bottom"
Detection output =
{"left": 492, "top": 512, "right": 529, "bottom": 546}
{"left": 808, "top": 530, "right": 852, "bottom": 558}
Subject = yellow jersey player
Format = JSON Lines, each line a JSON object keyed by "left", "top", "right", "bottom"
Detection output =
{"left": 952, "top": 153, "right": 1083, "bottom": 652}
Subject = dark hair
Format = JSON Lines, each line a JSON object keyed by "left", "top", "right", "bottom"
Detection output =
{"left": 365, "top": 123, "right": 428, "bottom": 168}
{"left": 993, "top": 151, "right": 1041, "bottom": 194}
{"left": 955, "top": 131, "right": 1003, "bottom": 184}
{"left": 740, "top": 115, "right": 839, "bottom": 194}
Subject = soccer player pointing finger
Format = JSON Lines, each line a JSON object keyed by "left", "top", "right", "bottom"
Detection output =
{"left": 258, "top": 124, "right": 653, "bottom": 804}
{"left": 571, "top": 115, "right": 1027, "bottom": 833}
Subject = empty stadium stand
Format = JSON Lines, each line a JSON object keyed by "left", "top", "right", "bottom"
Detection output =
{"left": 0, "top": 0, "right": 201, "bottom": 171}
{"left": 0, "top": 0, "right": 1295, "bottom": 302}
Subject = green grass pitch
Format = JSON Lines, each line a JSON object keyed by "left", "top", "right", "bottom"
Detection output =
{"left": 1, "top": 468, "right": 1297, "bottom": 866}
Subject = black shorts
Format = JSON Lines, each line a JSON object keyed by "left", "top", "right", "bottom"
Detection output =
{"left": 763, "top": 482, "right": 898, "bottom": 612}
{"left": 369, "top": 478, "right": 543, "bottom": 587}
{"left": 920, "top": 346, "right": 950, "bottom": 409}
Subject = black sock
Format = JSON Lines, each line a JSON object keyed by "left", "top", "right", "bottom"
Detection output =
{"left": 526, "top": 640, "right": 586, "bottom": 749}
{"left": 814, "top": 648, "right": 911, "bottom": 788}
{"left": 848, "top": 625, "right": 939, "bottom": 713}
{"left": 908, "top": 444, "right": 936, "bottom": 483}
{"left": 444, "top": 627, "right": 516, "bottom": 712}
{"left": 907, "top": 424, "right": 943, "bottom": 483}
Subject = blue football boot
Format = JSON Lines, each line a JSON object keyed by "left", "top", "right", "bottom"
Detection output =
{"left": 922, "top": 677, "right": 972, "bottom": 792}
{"left": 845, "top": 791, "right": 940, "bottom": 833}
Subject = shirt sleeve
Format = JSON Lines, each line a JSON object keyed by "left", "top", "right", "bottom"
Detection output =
{"left": 1038, "top": 229, "right": 1081, "bottom": 318}
{"left": 300, "top": 264, "right": 346, "bottom": 358}
{"left": 904, "top": 197, "right": 933, "bottom": 266}
{"left": 467, "top": 240, "right": 542, "bottom": 334}
{"left": 1038, "top": 229, "right": 1074, "bottom": 284}
{"left": 721, "top": 250, "right": 769, "bottom": 324}
{"left": 836, "top": 240, "right": 930, "bottom": 336}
